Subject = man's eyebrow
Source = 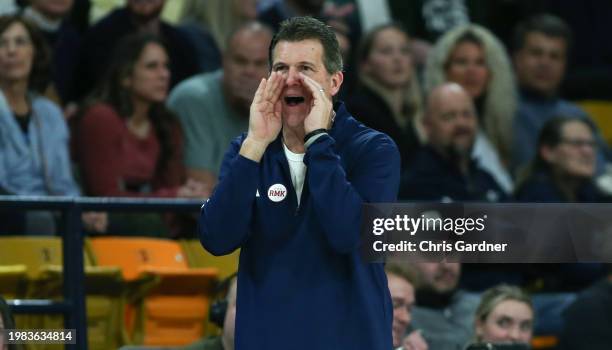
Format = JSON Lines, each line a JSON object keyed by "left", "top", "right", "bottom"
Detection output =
{"left": 272, "top": 61, "right": 317, "bottom": 67}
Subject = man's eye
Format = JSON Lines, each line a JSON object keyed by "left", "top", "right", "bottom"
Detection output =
{"left": 497, "top": 318, "right": 511, "bottom": 328}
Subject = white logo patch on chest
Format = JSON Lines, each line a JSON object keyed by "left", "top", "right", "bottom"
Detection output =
{"left": 267, "top": 184, "right": 287, "bottom": 202}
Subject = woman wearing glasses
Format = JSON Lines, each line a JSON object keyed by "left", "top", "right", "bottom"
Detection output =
{"left": 515, "top": 116, "right": 605, "bottom": 202}
{"left": 514, "top": 116, "right": 609, "bottom": 292}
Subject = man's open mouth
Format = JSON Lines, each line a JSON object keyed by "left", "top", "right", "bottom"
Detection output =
{"left": 284, "top": 96, "right": 305, "bottom": 106}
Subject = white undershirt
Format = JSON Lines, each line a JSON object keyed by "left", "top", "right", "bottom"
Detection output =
{"left": 283, "top": 143, "right": 306, "bottom": 205}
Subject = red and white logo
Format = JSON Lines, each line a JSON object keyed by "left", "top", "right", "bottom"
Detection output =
{"left": 267, "top": 184, "right": 287, "bottom": 202}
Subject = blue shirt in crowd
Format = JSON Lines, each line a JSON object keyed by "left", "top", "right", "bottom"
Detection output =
{"left": 0, "top": 91, "right": 79, "bottom": 196}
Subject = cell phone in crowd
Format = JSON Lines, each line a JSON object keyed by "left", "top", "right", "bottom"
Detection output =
{"left": 465, "top": 343, "right": 531, "bottom": 350}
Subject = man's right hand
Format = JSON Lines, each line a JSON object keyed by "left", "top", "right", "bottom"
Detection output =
{"left": 240, "top": 72, "right": 284, "bottom": 162}
{"left": 402, "top": 330, "right": 428, "bottom": 350}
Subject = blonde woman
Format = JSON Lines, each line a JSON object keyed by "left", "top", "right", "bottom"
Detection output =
{"left": 425, "top": 24, "right": 515, "bottom": 193}
{"left": 473, "top": 284, "right": 534, "bottom": 345}
{"left": 180, "top": 0, "right": 258, "bottom": 52}
{"left": 348, "top": 23, "right": 424, "bottom": 170}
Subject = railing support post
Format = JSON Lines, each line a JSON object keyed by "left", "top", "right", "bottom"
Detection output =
{"left": 62, "top": 202, "right": 87, "bottom": 350}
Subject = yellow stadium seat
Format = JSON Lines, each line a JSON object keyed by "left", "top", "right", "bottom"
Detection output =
{"left": 0, "top": 264, "right": 27, "bottom": 299}
{"left": 577, "top": 100, "right": 612, "bottom": 146}
{"left": 180, "top": 239, "right": 239, "bottom": 279}
{"left": 179, "top": 239, "right": 239, "bottom": 337}
{"left": 89, "top": 237, "right": 218, "bottom": 346}
{"left": 0, "top": 236, "right": 127, "bottom": 350}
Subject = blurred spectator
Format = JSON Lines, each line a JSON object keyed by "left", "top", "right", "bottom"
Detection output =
{"left": 0, "top": 15, "right": 105, "bottom": 235}
{"left": 473, "top": 284, "right": 533, "bottom": 346}
{"left": 347, "top": 23, "right": 423, "bottom": 171}
{"left": 180, "top": 275, "right": 237, "bottom": 350}
{"left": 383, "top": 0, "right": 515, "bottom": 73}
{"left": 559, "top": 265, "right": 612, "bottom": 350}
{"left": 168, "top": 22, "right": 272, "bottom": 195}
{"left": 76, "top": 0, "right": 198, "bottom": 100}
{"left": 511, "top": 14, "right": 609, "bottom": 175}
{"left": 0, "top": 296, "right": 22, "bottom": 350}
{"left": 425, "top": 24, "right": 515, "bottom": 194}
{"left": 387, "top": 0, "right": 469, "bottom": 43}
{"left": 22, "top": 0, "right": 80, "bottom": 107}
{"left": 179, "top": 0, "right": 257, "bottom": 52}
{"left": 385, "top": 263, "right": 429, "bottom": 350}
{"left": 0, "top": 0, "right": 19, "bottom": 16}
{"left": 75, "top": 33, "right": 206, "bottom": 235}
{"left": 514, "top": 117, "right": 608, "bottom": 292}
{"left": 515, "top": 117, "right": 606, "bottom": 202}
{"left": 259, "top": 0, "right": 346, "bottom": 32}
{"left": 411, "top": 262, "right": 479, "bottom": 350}
{"left": 537, "top": 1, "right": 612, "bottom": 100}
{"left": 399, "top": 83, "right": 506, "bottom": 202}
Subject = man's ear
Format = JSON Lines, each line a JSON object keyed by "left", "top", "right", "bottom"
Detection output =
{"left": 330, "top": 71, "right": 344, "bottom": 97}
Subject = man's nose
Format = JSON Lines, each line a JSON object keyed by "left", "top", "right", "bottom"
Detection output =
{"left": 508, "top": 326, "right": 522, "bottom": 342}
{"left": 242, "top": 62, "right": 257, "bottom": 77}
{"left": 286, "top": 67, "right": 301, "bottom": 85}
{"left": 396, "top": 307, "right": 410, "bottom": 325}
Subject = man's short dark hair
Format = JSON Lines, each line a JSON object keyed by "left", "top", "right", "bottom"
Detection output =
{"left": 513, "top": 13, "right": 573, "bottom": 53}
{"left": 268, "top": 16, "right": 343, "bottom": 74}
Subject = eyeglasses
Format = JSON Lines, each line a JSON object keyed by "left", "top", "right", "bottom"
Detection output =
{"left": 560, "top": 138, "right": 598, "bottom": 149}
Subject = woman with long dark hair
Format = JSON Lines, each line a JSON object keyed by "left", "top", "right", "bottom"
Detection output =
{"left": 77, "top": 32, "right": 206, "bottom": 199}
{"left": 75, "top": 32, "right": 206, "bottom": 236}
{"left": 515, "top": 116, "right": 608, "bottom": 292}
{"left": 515, "top": 116, "right": 605, "bottom": 202}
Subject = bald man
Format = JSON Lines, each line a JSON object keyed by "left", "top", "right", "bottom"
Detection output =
{"left": 168, "top": 21, "right": 273, "bottom": 197}
{"left": 399, "top": 83, "right": 506, "bottom": 202}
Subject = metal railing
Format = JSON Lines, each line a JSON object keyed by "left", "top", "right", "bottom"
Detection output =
{"left": 0, "top": 195, "right": 205, "bottom": 350}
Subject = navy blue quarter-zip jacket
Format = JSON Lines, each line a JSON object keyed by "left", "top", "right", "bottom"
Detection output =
{"left": 199, "top": 102, "right": 400, "bottom": 350}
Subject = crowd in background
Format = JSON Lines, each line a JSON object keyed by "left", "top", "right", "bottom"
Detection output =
{"left": 0, "top": 0, "right": 611, "bottom": 349}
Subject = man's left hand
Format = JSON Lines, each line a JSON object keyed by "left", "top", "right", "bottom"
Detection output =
{"left": 300, "top": 73, "right": 333, "bottom": 134}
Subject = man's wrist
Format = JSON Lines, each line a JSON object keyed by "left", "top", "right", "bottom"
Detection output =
{"left": 304, "top": 128, "right": 328, "bottom": 143}
{"left": 239, "top": 137, "right": 268, "bottom": 162}
{"left": 304, "top": 132, "right": 328, "bottom": 148}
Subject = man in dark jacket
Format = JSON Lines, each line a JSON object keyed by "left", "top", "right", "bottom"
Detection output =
{"left": 199, "top": 16, "right": 399, "bottom": 350}
{"left": 559, "top": 264, "right": 612, "bottom": 350}
{"left": 400, "top": 83, "right": 506, "bottom": 202}
{"left": 76, "top": 0, "right": 198, "bottom": 99}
